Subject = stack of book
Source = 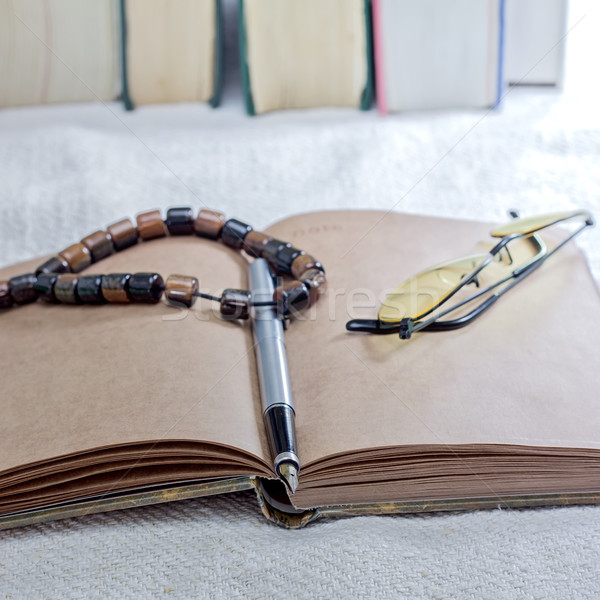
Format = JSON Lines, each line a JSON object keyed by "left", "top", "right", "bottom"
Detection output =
{"left": 0, "top": 0, "right": 567, "bottom": 113}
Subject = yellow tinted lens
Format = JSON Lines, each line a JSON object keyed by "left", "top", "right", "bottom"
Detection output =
{"left": 491, "top": 210, "right": 588, "bottom": 237}
{"left": 378, "top": 254, "right": 488, "bottom": 323}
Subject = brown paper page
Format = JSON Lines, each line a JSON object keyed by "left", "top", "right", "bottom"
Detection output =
{"left": 265, "top": 211, "right": 600, "bottom": 471}
{"left": 0, "top": 236, "right": 270, "bottom": 478}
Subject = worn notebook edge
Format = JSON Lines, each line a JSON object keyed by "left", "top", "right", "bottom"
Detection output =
{"left": 2, "top": 477, "right": 599, "bottom": 531}
{"left": 0, "top": 477, "right": 255, "bottom": 531}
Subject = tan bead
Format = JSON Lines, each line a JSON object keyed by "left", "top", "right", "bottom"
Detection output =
{"left": 165, "top": 274, "right": 199, "bottom": 308}
{"left": 81, "top": 230, "right": 113, "bottom": 262}
{"left": 136, "top": 210, "right": 167, "bottom": 240}
{"left": 290, "top": 253, "right": 323, "bottom": 279}
{"left": 243, "top": 230, "right": 272, "bottom": 257}
{"left": 59, "top": 243, "right": 92, "bottom": 273}
{"left": 194, "top": 209, "right": 226, "bottom": 239}
{"left": 101, "top": 273, "right": 131, "bottom": 303}
{"left": 107, "top": 218, "right": 138, "bottom": 251}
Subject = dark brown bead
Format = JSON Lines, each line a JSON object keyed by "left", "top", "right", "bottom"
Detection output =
{"left": 0, "top": 280, "right": 13, "bottom": 309}
{"left": 54, "top": 274, "right": 82, "bottom": 304}
{"left": 77, "top": 274, "right": 106, "bottom": 304}
{"left": 8, "top": 273, "right": 38, "bottom": 305}
{"left": 243, "top": 231, "right": 272, "bottom": 258}
{"left": 262, "top": 239, "right": 290, "bottom": 264}
{"left": 165, "top": 207, "right": 194, "bottom": 235}
{"left": 221, "top": 218, "right": 252, "bottom": 249}
{"left": 220, "top": 288, "right": 251, "bottom": 320}
{"left": 299, "top": 268, "right": 327, "bottom": 304}
{"left": 81, "top": 230, "right": 114, "bottom": 262}
{"left": 101, "top": 273, "right": 131, "bottom": 303}
{"left": 272, "top": 246, "right": 304, "bottom": 275}
{"left": 59, "top": 243, "right": 92, "bottom": 273}
{"left": 107, "top": 218, "right": 139, "bottom": 251}
{"left": 127, "top": 272, "right": 164, "bottom": 303}
{"left": 35, "top": 255, "right": 70, "bottom": 276}
{"left": 193, "top": 209, "right": 226, "bottom": 239}
{"left": 273, "top": 281, "right": 310, "bottom": 315}
{"left": 291, "top": 253, "right": 324, "bottom": 279}
{"left": 165, "top": 274, "right": 199, "bottom": 308}
{"left": 34, "top": 272, "right": 59, "bottom": 302}
{"left": 136, "top": 210, "right": 167, "bottom": 240}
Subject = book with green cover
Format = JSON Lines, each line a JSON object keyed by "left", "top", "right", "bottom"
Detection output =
{"left": 239, "top": 0, "right": 374, "bottom": 115}
{"left": 120, "top": 0, "right": 223, "bottom": 110}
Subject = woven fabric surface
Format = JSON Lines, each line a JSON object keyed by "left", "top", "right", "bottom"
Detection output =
{"left": 1, "top": 11, "right": 600, "bottom": 597}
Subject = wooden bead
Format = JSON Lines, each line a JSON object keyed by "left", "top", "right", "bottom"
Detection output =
{"left": 54, "top": 274, "right": 82, "bottom": 304}
{"left": 220, "top": 288, "right": 251, "bottom": 320}
{"left": 101, "top": 273, "right": 131, "bottom": 303}
{"left": 193, "top": 209, "right": 226, "bottom": 239}
{"left": 273, "top": 281, "right": 310, "bottom": 315}
{"left": 165, "top": 274, "right": 199, "bottom": 308}
{"left": 77, "top": 275, "right": 106, "bottom": 304}
{"left": 136, "top": 210, "right": 167, "bottom": 240}
{"left": 34, "top": 272, "right": 59, "bottom": 302}
{"left": 272, "top": 246, "right": 304, "bottom": 275}
{"left": 243, "top": 231, "right": 272, "bottom": 258}
{"left": 166, "top": 207, "right": 194, "bottom": 235}
{"left": 81, "top": 230, "right": 113, "bottom": 262}
{"left": 8, "top": 273, "right": 38, "bottom": 305}
{"left": 107, "top": 218, "right": 139, "bottom": 251}
{"left": 35, "top": 255, "right": 70, "bottom": 276}
{"left": 0, "top": 280, "right": 13, "bottom": 309}
{"left": 221, "top": 218, "right": 252, "bottom": 250}
{"left": 127, "top": 272, "right": 165, "bottom": 303}
{"left": 59, "top": 243, "right": 92, "bottom": 273}
{"left": 299, "top": 268, "right": 327, "bottom": 304}
{"left": 262, "top": 239, "right": 290, "bottom": 265}
{"left": 290, "top": 253, "right": 324, "bottom": 279}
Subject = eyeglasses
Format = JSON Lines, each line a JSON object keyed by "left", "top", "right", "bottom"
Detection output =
{"left": 346, "top": 209, "right": 595, "bottom": 340}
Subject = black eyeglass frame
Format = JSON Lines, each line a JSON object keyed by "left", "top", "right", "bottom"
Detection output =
{"left": 346, "top": 210, "right": 595, "bottom": 339}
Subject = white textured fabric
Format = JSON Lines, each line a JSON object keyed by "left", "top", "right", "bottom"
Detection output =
{"left": 1, "top": 6, "right": 600, "bottom": 596}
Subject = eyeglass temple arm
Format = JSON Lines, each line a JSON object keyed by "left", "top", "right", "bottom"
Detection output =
{"left": 408, "top": 219, "right": 592, "bottom": 338}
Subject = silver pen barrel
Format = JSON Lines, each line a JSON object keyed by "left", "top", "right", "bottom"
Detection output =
{"left": 249, "top": 258, "right": 299, "bottom": 493}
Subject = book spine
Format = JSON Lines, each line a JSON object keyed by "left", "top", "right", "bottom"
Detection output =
{"left": 360, "top": 0, "right": 375, "bottom": 111}
{"left": 495, "top": 0, "right": 506, "bottom": 108}
{"left": 119, "top": 0, "right": 134, "bottom": 111}
{"left": 371, "top": 0, "right": 387, "bottom": 115}
{"left": 208, "top": 0, "right": 224, "bottom": 108}
{"left": 238, "top": 0, "right": 255, "bottom": 115}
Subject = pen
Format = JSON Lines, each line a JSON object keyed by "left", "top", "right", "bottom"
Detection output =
{"left": 249, "top": 258, "right": 300, "bottom": 493}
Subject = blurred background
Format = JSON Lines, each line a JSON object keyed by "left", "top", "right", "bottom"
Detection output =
{"left": 0, "top": 0, "right": 598, "bottom": 275}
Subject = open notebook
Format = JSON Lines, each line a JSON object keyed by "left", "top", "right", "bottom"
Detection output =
{"left": 0, "top": 210, "right": 599, "bottom": 529}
